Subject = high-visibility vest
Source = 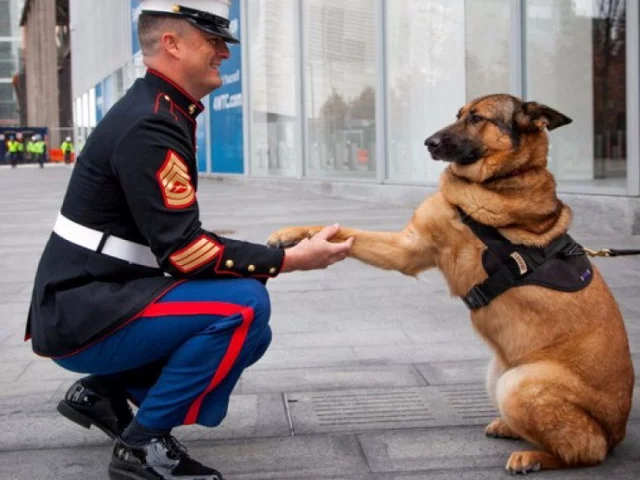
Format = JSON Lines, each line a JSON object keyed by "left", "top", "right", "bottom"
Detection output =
{"left": 61, "top": 141, "right": 74, "bottom": 153}
{"left": 35, "top": 140, "right": 46, "bottom": 154}
{"left": 27, "top": 141, "right": 36, "bottom": 153}
{"left": 8, "top": 140, "right": 19, "bottom": 153}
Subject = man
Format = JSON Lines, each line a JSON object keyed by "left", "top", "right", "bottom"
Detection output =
{"left": 15, "top": 132, "right": 25, "bottom": 164}
{"left": 33, "top": 134, "right": 46, "bottom": 168}
{"left": 7, "top": 135, "right": 19, "bottom": 167}
{"left": 60, "top": 136, "right": 74, "bottom": 164}
{"left": 26, "top": 1, "right": 353, "bottom": 479}
{"left": 27, "top": 135, "right": 37, "bottom": 163}
{"left": 0, "top": 134, "right": 6, "bottom": 164}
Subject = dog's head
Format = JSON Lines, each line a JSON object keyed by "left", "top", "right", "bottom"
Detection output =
{"left": 424, "top": 94, "right": 572, "bottom": 182}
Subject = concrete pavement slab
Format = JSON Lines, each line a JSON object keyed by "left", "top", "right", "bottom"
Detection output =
{"left": 358, "top": 423, "right": 640, "bottom": 474}
{"left": 415, "top": 360, "right": 489, "bottom": 385}
{"left": 237, "top": 365, "right": 427, "bottom": 394}
{"left": 0, "top": 434, "right": 372, "bottom": 480}
{"left": 0, "top": 393, "right": 289, "bottom": 451}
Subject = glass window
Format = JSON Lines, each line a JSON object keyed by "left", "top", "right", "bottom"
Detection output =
{"left": 386, "top": 0, "right": 510, "bottom": 183}
{"left": 303, "top": 0, "right": 377, "bottom": 178}
{"left": 247, "top": 0, "right": 299, "bottom": 177}
{"left": 525, "top": 0, "right": 627, "bottom": 188}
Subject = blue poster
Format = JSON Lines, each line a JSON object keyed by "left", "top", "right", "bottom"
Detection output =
{"left": 209, "top": 1, "right": 243, "bottom": 174}
{"left": 131, "top": 0, "right": 142, "bottom": 56}
{"left": 95, "top": 81, "right": 104, "bottom": 123}
{"left": 196, "top": 111, "right": 207, "bottom": 172}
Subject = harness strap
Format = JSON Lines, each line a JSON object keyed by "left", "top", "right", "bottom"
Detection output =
{"left": 458, "top": 208, "right": 582, "bottom": 310}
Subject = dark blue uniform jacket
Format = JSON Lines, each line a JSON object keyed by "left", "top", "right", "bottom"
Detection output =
{"left": 26, "top": 69, "right": 285, "bottom": 357}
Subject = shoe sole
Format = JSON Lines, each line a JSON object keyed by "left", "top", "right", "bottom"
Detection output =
{"left": 57, "top": 400, "right": 118, "bottom": 439}
{"left": 108, "top": 466, "right": 150, "bottom": 480}
{"left": 109, "top": 465, "right": 221, "bottom": 480}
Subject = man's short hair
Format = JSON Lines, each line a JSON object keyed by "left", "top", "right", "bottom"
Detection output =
{"left": 137, "top": 13, "right": 188, "bottom": 56}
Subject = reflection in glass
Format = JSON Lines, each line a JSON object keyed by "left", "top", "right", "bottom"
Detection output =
{"left": 304, "top": 0, "right": 377, "bottom": 178}
{"left": 386, "top": 0, "right": 509, "bottom": 183}
{"left": 526, "top": 0, "right": 627, "bottom": 187}
{"left": 247, "top": 0, "right": 298, "bottom": 177}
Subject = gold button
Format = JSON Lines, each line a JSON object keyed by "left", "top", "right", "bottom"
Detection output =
{"left": 164, "top": 95, "right": 171, "bottom": 101}
{"left": 189, "top": 104, "right": 197, "bottom": 115}
{"left": 248, "top": 265, "right": 256, "bottom": 273}
{"left": 225, "top": 259, "right": 234, "bottom": 268}
{"left": 269, "top": 267, "right": 276, "bottom": 275}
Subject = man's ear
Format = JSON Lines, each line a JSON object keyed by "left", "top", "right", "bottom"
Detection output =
{"left": 514, "top": 101, "right": 573, "bottom": 132}
{"left": 161, "top": 32, "right": 181, "bottom": 58}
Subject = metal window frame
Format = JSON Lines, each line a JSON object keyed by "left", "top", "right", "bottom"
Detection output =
{"left": 509, "top": 0, "right": 526, "bottom": 98}
{"left": 297, "top": 0, "right": 307, "bottom": 179}
{"left": 376, "top": 0, "right": 388, "bottom": 183}
{"left": 241, "top": 0, "right": 250, "bottom": 176}
{"left": 627, "top": 0, "right": 640, "bottom": 196}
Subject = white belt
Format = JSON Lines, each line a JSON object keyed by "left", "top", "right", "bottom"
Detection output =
{"left": 53, "top": 213, "right": 159, "bottom": 269}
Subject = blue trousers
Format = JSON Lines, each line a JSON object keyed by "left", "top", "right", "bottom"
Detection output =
{"left": 54, "top": 278, "right": 272, "bottom": 430}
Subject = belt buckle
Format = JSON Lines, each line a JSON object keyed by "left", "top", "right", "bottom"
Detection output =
{"left": 462, "top": 286, "right": 489, "bottom": 310}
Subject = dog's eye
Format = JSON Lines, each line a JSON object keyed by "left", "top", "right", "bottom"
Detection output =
{"left": 469, "top": 114, "right": 483, "bottom": 124}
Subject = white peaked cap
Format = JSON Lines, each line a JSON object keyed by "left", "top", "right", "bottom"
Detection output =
{"left": 141, "top": 0, "right": 230, "bottom": 20}
{"left": 139, "top": 1, "right": 238, "bottom": 43}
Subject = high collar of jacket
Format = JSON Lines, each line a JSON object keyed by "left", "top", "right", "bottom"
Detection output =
{"left": 145, "top": 69, "right": 205, "bottom": 120}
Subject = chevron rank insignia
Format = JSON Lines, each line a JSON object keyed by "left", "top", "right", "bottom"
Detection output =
{"left": 170, "top": 234, "right": 222, "bottom": 273}
{"left": 156, "top": 150, "right": 195, "bottom": 209}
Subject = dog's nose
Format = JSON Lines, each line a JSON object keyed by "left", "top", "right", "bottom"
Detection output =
{"left": 424, "top": 136, "right": 441, "bottom": 149}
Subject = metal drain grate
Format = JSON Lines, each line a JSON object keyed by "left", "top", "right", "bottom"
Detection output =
{"left": 438, "top": 384, "right": 498, "bottom": 420}
{"left": 287, "top": 388, "right": 444, "bottom": 433}
{"left": 286, "top": 386, "right": 500, "bottom": 434}
{"left": 310, "top": 390, "right": 434, "bottom": 427}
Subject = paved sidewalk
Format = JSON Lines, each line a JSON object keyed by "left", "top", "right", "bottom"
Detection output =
{"left": 0, "top": 165, "right": 638, "bottom": 479}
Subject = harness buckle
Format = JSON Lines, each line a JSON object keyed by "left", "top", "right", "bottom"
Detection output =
{"left": 462, "top": 286, "right": 489, "bottom": 310}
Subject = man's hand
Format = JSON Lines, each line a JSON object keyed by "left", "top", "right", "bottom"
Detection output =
{"left": 281, "top": 224, "right": 353, "bottom": 272}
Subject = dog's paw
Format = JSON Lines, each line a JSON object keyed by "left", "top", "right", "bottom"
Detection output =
{"left": 505, "top": 451, "right": 544, "bottom": 475}
{"left": 486, "top": 418, "right": 521, "bottom": 440}
{"left": 266, "top": 227, "right": 315, "bottom": 248}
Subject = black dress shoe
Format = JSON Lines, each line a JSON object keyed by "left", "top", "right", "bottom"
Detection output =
{"left": 108, "top": 436, "right": 224, "bottom": 479}
{"left": 57, "top": 379, "right": 133, "bottom": 439}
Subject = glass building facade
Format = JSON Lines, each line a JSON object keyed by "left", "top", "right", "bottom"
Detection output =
{"left": 71, "top": 0, "right": 639, "bottom": 197}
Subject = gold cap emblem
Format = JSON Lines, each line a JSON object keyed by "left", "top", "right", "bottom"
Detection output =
{"left": 171, "top": 4, "right": 181, "bottom": 13}
{"left": 188, "top": 104, "right": 197, "bottom": 115}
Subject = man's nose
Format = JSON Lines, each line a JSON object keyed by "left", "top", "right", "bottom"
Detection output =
{"left": 218, "top": 42, "right": 231, "bottom": 59}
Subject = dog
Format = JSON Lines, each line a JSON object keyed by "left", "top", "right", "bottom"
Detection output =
{"left": 267, "top": 94, "right": 635, "bottom": 474}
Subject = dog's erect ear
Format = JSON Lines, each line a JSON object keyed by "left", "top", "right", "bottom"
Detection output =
{"left": 514, "top": 101, "right": 573, "bottom": 132}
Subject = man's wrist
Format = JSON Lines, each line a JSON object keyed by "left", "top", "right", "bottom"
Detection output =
{"left": 282, "top": 248, "right": 298, "bottom": 273}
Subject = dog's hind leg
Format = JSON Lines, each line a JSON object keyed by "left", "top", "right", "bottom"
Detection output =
{"left": 484, "top": 357, "right": 522, "bottom": 440}
{"left": 485, "top": 418, "right": 521, "bottom": 440}
{"left": 496, "top": 365, "right": 608, "bottom": 474}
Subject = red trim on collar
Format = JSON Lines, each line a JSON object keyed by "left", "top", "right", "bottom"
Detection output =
{"left": 147, "top": 69, "right": 205, "bottom": 112}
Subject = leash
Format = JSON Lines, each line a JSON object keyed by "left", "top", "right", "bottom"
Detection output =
{"left": 583, "top": 248, "right": 640, "bottom": 257}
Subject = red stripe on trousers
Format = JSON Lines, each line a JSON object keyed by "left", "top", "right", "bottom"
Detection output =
{"left": 141, "top": 301, "right": 255, "bottom": 425}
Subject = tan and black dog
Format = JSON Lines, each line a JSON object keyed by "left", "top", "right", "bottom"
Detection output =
{"left": 267, "top": 94, "right": 635, "bottom": 475}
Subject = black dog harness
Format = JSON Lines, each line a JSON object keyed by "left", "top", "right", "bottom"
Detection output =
{"left": 458, "top": 208, "right": 594, "bottom": 310}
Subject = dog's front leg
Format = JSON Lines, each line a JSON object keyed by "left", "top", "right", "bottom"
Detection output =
{"left": 267, "top": 225, "right": 435, "bottom": 277}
